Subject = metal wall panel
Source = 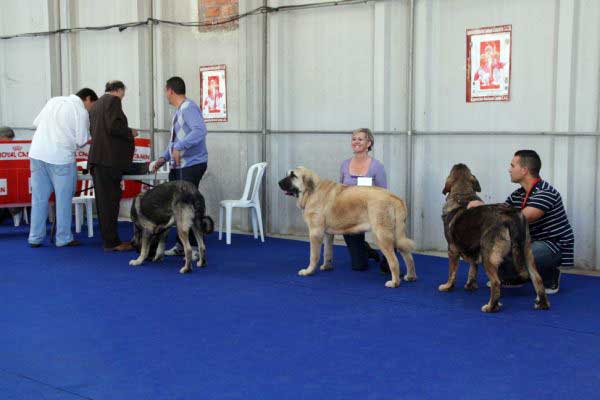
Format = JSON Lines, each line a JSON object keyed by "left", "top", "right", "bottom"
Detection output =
{"left": 0, "top": 0, "right": 598, "bottom": 269}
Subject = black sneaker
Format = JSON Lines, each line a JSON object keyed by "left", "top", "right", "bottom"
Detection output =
{"left": 486, "top": 277, "right": 527, "bottom": 288}
{"left": 379, "top": 257, "right": 391, "bottom": 275}
{"left": 366, "top": 245, "right": 380, "bottom": 262}
{"left": 545, "top": 270, "right": 561, "bottom": 295}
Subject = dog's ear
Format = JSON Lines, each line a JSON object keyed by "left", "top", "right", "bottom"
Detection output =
{"left": 471, "top": 175, "right": 481, "bottom": 192}
{"left": 442, "top": 179, "right": 451, "bottom": 195}
{"left": 303, "top": 174, "right": 315, "bottom": 193}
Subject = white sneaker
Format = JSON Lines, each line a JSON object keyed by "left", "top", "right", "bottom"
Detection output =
{"left": 544, "top": 271, "right": 561, "bottom": 295}
{"left": 165, "top": 245, "right": 183, "bottom": 256}
{"left": 165, "top": 244, "right": 199, "bottom": 261}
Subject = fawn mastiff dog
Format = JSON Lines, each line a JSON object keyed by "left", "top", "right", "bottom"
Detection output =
{"left": 440, "top": 163, "right": 549, "bottom": 312}
{"left": 278, "top": 167, "right": 416, "bottom": 288}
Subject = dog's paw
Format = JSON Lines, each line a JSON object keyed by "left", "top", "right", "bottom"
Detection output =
{"left": 385, "top": 280, "right": 400, "bottom": 288}
{"left": 129, "top": 259, "right": 143, "bottom": 266}
{"left": 403, "top": 275, "right": 417, "bottom": 282}
{"left": 179, "top": 266, "right": 192, "bottom": 274}
{"left": 196, "top": 258, "right": 207, "bottom": 268}
{"left": 298, "top": 268, "right": 314, "bottom": 276}
{"left": 534, "top": 297, "right": 550, "bottom": 310}
{"left": 481, "top": 302, "right": 502, "bottom": 313}
{"left": 464, "top": 281, "right": 478, "bottom": 291}
{"left": 438, "top": 282, "right": 454, "bottom": 292}
{"left": 319, "top": 264, "right": 333, "bottom": 271}
{"left": 152, "top": 255, "right": 164, "bottom": 263}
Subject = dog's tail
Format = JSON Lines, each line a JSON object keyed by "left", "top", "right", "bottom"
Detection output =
{"left": 188, "top": 193, "right": 214, "bottom": 235}
{"left": 199, "top": 215, "right": 215, "bottom": 234}
{"left": 394, "top": 199, "right": 415, "bottom": 253}
{"left": 505, "top": 213, "right": 530, "bottom": 280}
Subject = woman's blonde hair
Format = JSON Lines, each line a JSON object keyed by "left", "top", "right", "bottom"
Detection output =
{"left": 352, "top": 128, "right": 374, "bottom": 151}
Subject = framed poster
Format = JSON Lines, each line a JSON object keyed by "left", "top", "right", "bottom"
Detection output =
{"left": 466, "top": 25, "right": 511, "bottom": 102}
{"left": 200, "top": 64, "right": 228, "bottom": 122}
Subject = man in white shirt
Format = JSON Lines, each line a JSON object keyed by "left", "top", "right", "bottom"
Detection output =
{"left": 28, "top": 88, "right": 98, "bottom": 247}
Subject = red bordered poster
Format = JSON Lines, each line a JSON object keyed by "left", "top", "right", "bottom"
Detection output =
{"left": 466, "top": 25, "right": 512, "bottom": 102}
{"left": 200, "top": 64, "right": 228, "bottom": 122}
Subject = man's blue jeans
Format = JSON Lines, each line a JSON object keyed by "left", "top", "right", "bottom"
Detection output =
{"left": 28, "top": 158, "right": 77, "bottom": 246}
{"left": 499, "top": 240, "right": 562, "bottom": 285}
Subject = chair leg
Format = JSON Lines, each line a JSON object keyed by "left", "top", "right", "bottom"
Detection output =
{"left": 250, "top": 208, "right": 258, "bottom": 239}
{"left": 48, "top": 206, "right": 55, "bottom": 223}
{"left": 218, "top": 205, "right": 224, "bottom": 240}
{"left": 86, "top": 200, "right": 94, "bottom": 237}
{"left": 74, "top": 203, "right": 82, "bottom": 233}
{"left": 226, "top": 206, "right": 233, "bottom": 245}
{"left": 255, "top": 203, "right": 265, "bottom": 242}
{"left": 12, "top": 212, "right": 21, "bottom": 227}
{"left": 23, "top": 207, "right": 29, "bottom": 224}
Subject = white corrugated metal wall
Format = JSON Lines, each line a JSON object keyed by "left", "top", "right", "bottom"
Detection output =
{"left": 0, "top": 0, "right": 598, "bottom": 269}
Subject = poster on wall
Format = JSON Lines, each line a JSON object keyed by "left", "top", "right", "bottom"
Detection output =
{"left": 200, "top": 64, "right": 228, "bottom": 122}
{"left": 466, "top": 24, "right": 511, "bottom": 102}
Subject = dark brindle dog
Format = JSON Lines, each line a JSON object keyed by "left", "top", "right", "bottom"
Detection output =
{"left": 129, "top": 180, "right": 214, "bottom": 274}
{"left": 439, "top": 163, "right": 549, "bottom": 312}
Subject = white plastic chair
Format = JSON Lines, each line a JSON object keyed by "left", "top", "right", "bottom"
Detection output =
{"left": 12, "top": 207, "right": 29, "bottom": 226}
{"left": 219, "top": 162, "right": 267, "bottom": 245}
{"left": 73, "top": 161, "right": 94, "bottom": 237}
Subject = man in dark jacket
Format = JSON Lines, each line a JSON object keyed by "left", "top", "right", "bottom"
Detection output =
{"left": 89, "top": 80, "right": 137, "bottom": 251}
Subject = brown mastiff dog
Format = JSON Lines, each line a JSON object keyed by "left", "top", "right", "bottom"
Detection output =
{"left": 278, "top": 167, "right": 416, "bottom": 288}
{"left": 439, "top": 163, "right": 549, "bottom": 312}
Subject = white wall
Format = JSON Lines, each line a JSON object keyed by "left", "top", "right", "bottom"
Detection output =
{"left": 0, "top": 0, "right": 53, "bottom": 133}
{"left": 0, "top": 0, "right": 599, "bottom": 269}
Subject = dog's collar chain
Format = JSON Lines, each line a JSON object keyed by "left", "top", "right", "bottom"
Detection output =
{"left": 442, "top": 192, "right": 480, "bottom": 229}
{"left": 442, "top": 206, "right": 465, "bottom": 230}
{"left": 450, "top": 193, "right": 476, "bottom": 207}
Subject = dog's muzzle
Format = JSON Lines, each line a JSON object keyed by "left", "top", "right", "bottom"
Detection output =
{"left": 278, "top": 176, "right": 299, "bottom": 197}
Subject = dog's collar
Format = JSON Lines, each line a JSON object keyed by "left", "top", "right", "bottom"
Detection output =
{"left": 448, "top": 192, "right": 475, "bottom": 208}
{"left": 442, "top": 192, "right": 480, "bottom": 228}
{"left": 442, "top": 206, "right": 465, "bottom": 229}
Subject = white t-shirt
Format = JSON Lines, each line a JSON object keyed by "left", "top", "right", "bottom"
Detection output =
{"left": 29, "top": 95, "right": 90, "bottom": 164}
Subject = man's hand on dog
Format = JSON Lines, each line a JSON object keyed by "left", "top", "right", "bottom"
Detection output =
{"left": 468, "top": 200, "right": 485, "bottom": 209}
{"left": 152, "top": 157, "right": 167, "bottom": 172}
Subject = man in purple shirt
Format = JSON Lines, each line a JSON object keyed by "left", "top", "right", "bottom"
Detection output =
{"left": 152, "top": 77, "right": 208, "bottom": 257}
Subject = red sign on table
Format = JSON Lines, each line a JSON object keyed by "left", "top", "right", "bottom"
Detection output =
{"left": 0, "top": 138, "right": 151, "bottom": 206}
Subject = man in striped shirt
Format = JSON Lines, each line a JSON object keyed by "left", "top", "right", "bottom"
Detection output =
{"left": 469, "top": 150, "right": 574, "bottom": 294}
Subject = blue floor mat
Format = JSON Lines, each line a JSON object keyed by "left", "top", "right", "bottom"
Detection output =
{"left": 1, "top": 221, "right": 599, "bottom": 399}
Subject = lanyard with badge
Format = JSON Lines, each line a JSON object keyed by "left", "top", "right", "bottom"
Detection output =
{"left": 521, "top": 178, "right": 541, "bottom": 209}
{"left": 357, "top": 176, "right": 373, "bottom": 186}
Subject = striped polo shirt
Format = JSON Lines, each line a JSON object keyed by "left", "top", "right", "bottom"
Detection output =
{"left": 505, "top": 179, "right": 574, "bottom": 267}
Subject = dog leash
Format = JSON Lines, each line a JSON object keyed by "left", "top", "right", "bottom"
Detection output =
{"left": 73, "top": 180, "right": 158, "bottom": 194}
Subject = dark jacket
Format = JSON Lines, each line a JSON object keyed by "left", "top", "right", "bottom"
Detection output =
{"left": 88, "top": 94, "right": 134, "bottom": 169}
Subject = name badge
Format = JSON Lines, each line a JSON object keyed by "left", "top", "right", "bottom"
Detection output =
{"left": 357, "top": 177, "right": 373, "bottom": 187}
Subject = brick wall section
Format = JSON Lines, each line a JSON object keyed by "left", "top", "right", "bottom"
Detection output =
{"left": 199, "top": 0, "right": 239, "bottom": 31}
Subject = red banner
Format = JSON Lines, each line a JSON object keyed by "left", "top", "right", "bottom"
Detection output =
{"left": 0, "top": 138, "right": 151, "bottom": 205}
